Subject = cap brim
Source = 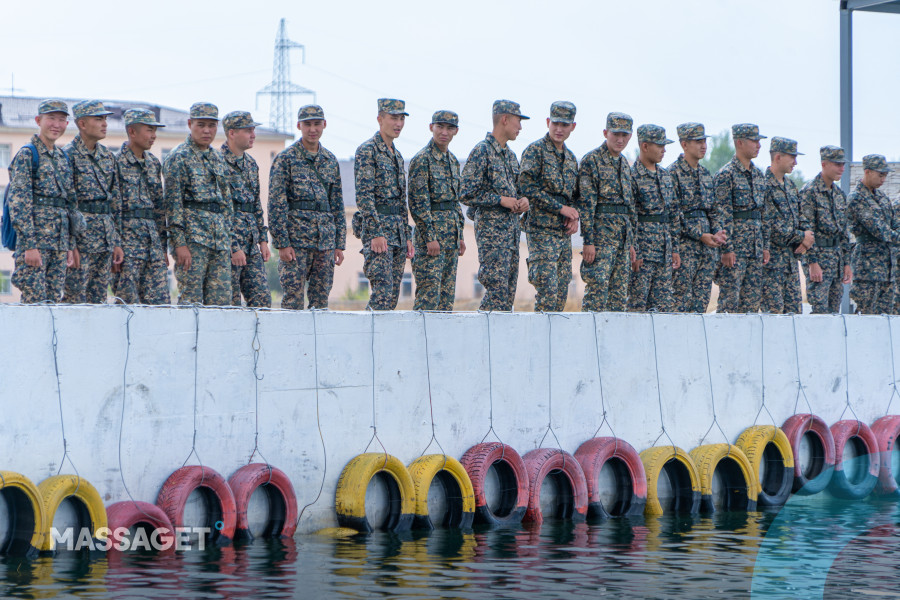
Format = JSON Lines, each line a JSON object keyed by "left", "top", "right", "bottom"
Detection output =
{"left": 549, "top": 119, "right": 574, "bottom": 124}
{"left": 298, "top": 117, "right": 324, "bottom": 121}
{"left": 40, "top": 110, "right": 68, "bottom": 115}
{"left": 387, "top": 111, "right": 409, "bottom": 116}
{"left": 608, "top": 128, "right": 632, "bottom": 134}
{"left": 432, "top": 120, "right": 458, "bottom": 126}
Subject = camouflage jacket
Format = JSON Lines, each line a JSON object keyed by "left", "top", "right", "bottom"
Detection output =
{"left": 631, "top": 160, "right": 681, "bottom": 263}
{"left": 408, "top": 139, "right": 463, "bottom": 249}
{"left": 114, "top": 143, "right": 167, "bottom": 262}
{"left": 576, "top": 141, "right": 636, "bottom": 247}
{"left": 221, "top": 143, "right": 267, "bottom": 254}
{"left": 7, "top": 134, "right": 76, "bottom": 252}
{"left": 763, "top": 168, "right": 805, "bottom": 272}
{"left": 669, "top": 154, "right": 719, "bottom": 252}
{"left": 354, "top": 132, "right": 409, "bottom": 246}
{"left": 460, "top": 132, "right": 520, "bottom": 213}
{"left": 268, "top": 140, "right": 345, "bottom": 251}
{"left": 714, "top": 156, "right": 767, "bottom": 259}
{"left": 799, "top": 173, "right": 850, "bottom": 269}
{"left": 518, "top": 133, "right": 578, "bottom": 235}
{"left": 847, "top": 179, "right": 900, "bottom": 281}
{"left": 64, "top": 135, "right": 121, "bottom": 253}
{"left": 164, "top": 135, "right": 233, "bottom": 252}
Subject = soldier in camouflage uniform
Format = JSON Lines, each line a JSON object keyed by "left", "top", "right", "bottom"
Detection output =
{"left": 221, "top": 111, "right": 271, "bottom": 307}
{"left": 113, "top": 108, "right": 169, "bottom": 304}
{"left": 669, "top": 123, "right": 726, "bottom": 313}
{"left": 714, "top": 124, "right": 769, "bottom": 313}
{"left": 577, "top": 112, "right": 636, "bottom": 312}
{"left": 761, "top": 137, "right": 813, "bottom": 314}
{"left": 62, "top": 100, "right": 123, "bottom": 303}
{"left": 8, "top": 100, "right": 78, "bottom": 303}
{"left": 409, "top": 110, "right": 466, "bottom": 311}
{"left": 848, "top": 154, "right": 899, "bottom": 314}
{"left": 461, "top": 100, "right": 530, "bottom": 312}
{"left": 269, "top": 104, "right": 345, "bottom": 310}
{"left": 518, "top": 102, "right": 579, "bottom": 312}
{"left": 354, "top": 98, "right": 414, "bottom": 311}
{"left": 164, "top": 102, "right": 233, "bottom": 306}
{"left": 800, "top": 146, "right": 852, "bottom": 313}
{"left": 628, "top": 125, "right": 681, "bottom": 312}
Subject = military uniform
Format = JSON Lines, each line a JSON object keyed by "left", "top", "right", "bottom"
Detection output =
{"left": 577, "top": 112, "right": 636, "bottom": 312}
{"left": 8, "top": 100, "right": 77, "bottom": 303}
{"left": 461, "top": 100, "right": 529, "bottom": 312}
{"left": 800, "top": 146, "right": 851, "bottom": 314}
{"left": 354, "top": 98, "right": 410, "bottom": 311}
{"left": 113, "top": 109, "right": 169, "bottom": 304}
{"left": 164, "top": 102, "right": 233, "bottom": 306}
{"left": 670, "top": 123, "right": 719, "bottom": 313}
{"left": 409, "top": 110, "right": 464, "bottom": 311}
{"left": 62, "top": 101, "right": 120, "bottom": 304}
{"left": 714, "top": 124, "right": 768, "bottom": 313}
{"left": 269, "top": 104, "right": 345, "bottom": 310}
{"left": 221, "top": 111, "right": 270, "bottom": 308}
{"left": 518, "top": 102, "right": 578, "bottom": 312}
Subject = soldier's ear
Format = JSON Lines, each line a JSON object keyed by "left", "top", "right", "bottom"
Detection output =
{"left": 322, "top": 120, "right": 327, "bottom": 130}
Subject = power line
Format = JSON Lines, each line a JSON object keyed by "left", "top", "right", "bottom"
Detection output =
{"left": 257, "top": 18, "right": 316, "bottom": 134}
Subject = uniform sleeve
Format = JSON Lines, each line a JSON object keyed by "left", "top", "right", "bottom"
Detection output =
{"left": 251, "top": 159, "right": 268, "bottom": 244}
{"left": 577, "top": 157, "right": 597, "bottom": 246}
{"left": 266, "top": 154, "right": 290, "bottom": 249}
{"left": 400, "top": 155, "right": 412, "bottom": 240}
{"left": 851, "top": 191, "right": 900, "bottom": 244}
{"left": 407, "top": 153, "right": 435, "bottom": 243}
{"left": 460, "top": 144, "right": 501, "bottom": 208}
{"left": 714, "top": 168, "right": 734, "bottom": 254}
{"left": 518, "top": 145, "right": 563, "bottom": 215}
{"left": 840, "top": 189, "right": 851, "bottom": 270}
{"left": 329, "top": 157, "right": 346, "bottom": 251}
{"left": 799, "top": 184, "right": 819, "bottom": 264}
{"left": 108, "top": 154, "right": 122, "bottom": 248}
{"left": 164, "top": 154, "right": 187, "bottom": 250}
{"left": 7, "top": 149, "right": 37, "bottom": 251}
{"left": 151, "top": 157, "right": 168, "bottom": 252}
{"left": 354, "top": 143, "right": 382, "bottom": 239}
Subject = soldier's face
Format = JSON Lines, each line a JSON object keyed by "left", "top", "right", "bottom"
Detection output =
{"left": 229, "top": 127, "right": 256, "bottom": 152}
{"left": 604, "top": 130, "right": 631, "bottom": 155}
{"left": 736, "top": 138, "right": 760, "bottom": 160}
{"left": 641, "top": 142, "right": 665, "bottom": 165}
{"left": 377, "top": 113, "right": 405, "bottom": 140}
{"left": 822, "top": 161, "right": 845, "bottom": 181}
{"left": 547, "top": 120, "right": 575, "bottom": 145}
{"left": 863, "top": 170, "right": 887, "bottom": 189}
{"left": 430, "top": 122, "right": 458, "bottom": 148}
{"left": 503, "top": 115, "right": 523, "bottom": 141}
{"left": 299, "top": 119, "right": 326, "bottom": 144}
{"left": 188, "top": 118, "right": 218, "bottom": 148}
{"left": 681, "top": 139, "right": 706, "bottom": 162}
{"left": 78, "top": 115, "right": 107, "bottom": 141}
{"left": 35, "top": 112, "right": 68, "bottom": 142}
{"left": 773, "top": 152, "right": 796, "bottom": 174}
{"left": 128, "top": 124, "right": 157, "bottom": 151}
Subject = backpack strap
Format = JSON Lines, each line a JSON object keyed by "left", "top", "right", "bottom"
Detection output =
{"left": 24, "top": 143, "right": 39, "bottom": 177}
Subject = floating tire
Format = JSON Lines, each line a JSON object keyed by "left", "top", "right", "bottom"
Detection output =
{"left": 689, "top": 444, "right": 758, "bottom": 513}
{"left": 828, "top": 420, "right": 880, "bottom": 500}
{"left": 407, "top": 455, "right": 475, "bottom": 530}
{"left": 574, "top": 437, "right": 647, "bottom": 519}
{"left": 735, "top": 425, "right": 794, "bottom": 507}
{"left": 37, "top": 475, "right": 108, "bottom": 552}
{"left": 0, "top": 471, "right": 46, "bottom": 557}
{"left": 521, "top": 448, "right": 588, "bottom": 525}
{"left": 335, "top": 453, "right": 415, "bottom": 533}
{"left": 782, "top": 414, "right": 836, "bottom": 495}
{"left": 156, "top": 466, "right": 237, "bottom": 545}
{"left": 870, "top": 415, "right": 900, "bottom": 497}
{"left": 639, "top": 446, "right": 700, "bottom": 517}
{"left": 106, "top": 501, "right": 175, "bottom": 552}
{"left": 228, "top": 464, "right": 298, "bottom": 540}
{"left": 459, "top": 442, "right": 528, "bottom": 527}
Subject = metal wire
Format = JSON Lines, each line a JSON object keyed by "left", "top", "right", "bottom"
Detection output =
{"left": 752, "top": 315, "right": 777, "bottom": 427}
{"left": 538, "top": 314, "right": 565, "bottom": 467}
{"left": 791, "top": 314, "right": 814, "bottom": 415}
{"left": 297, "top": 309, "right": 328, "bottom": 526}
{"left": 590, "top": 313, "right": 618, "bottom": 447}
{"left": 649, "top": 314, "right": 677, "bottom": 456}
{"left": 48, "top": 306, "right": 80, "bottom": 491}
{"left": 417, "top": 311, "right": 447, "bottom": 469}
{"left": 838, "top": 315, "right": 861, "bottom": 434}
{"left": 247, "top": 312, "right": 272, "bottom": 486}
{"left": 479, "top": 312, "right": 506, "bottom": 455}
{"left": 698, "top": 315, "right": 731, "bottom": 451}
{"left": 885, "top": 315, "right": 900, "bottom": 415}
{"left": 362, "top": 311, "right": 387, "bottom": 468}
{"left": 181, "top": 305, "right": 205, "bottom": 481}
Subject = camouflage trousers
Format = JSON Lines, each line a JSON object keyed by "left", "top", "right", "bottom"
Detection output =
{"left": 362, "top": 245, "right": 406, "bottom": 311}
{"left": 806, "top": 251, "right": 845, "bottom": 314}
{"left": 851, "top": 281, "right": 893, "bottom": 314}
{"left": 628, "top": 259, "right": 675, "bottom": 312}
{"left": 474, "top": 213, "right": 520, "bottom": 312}
{"left": 760, "top": 260, "right": 802, "bottom": 314}
{"left": 673, "top": 243, "right": 716, "bottom": 313}
{"left": 175, "top": 242, "right": 231, "bottom": 306}
{"left": 279, "top": 248, "right": 335, "bottom": 310}
{"left": 412, "top": 246, "right": 458, "bottom": 311}
{"left": 62, "top": 251, "right": 111, "bottom": 304}
{"left": 114, "top": 255, "right": 170, "bottom": 305}
{"left": 11, "top": 250, "right": 67, "bottom": 303}
{"left": 232, "top": 247, "right": 271, "bottom": 308}
{"left": 526, "top": 231, "right": 572, "bottom": 313}
{"left": 581, "top": 222, "right": 630, "bottom": 312}
{"left": 716, "top": 257, "right": 763, "bottom": 313}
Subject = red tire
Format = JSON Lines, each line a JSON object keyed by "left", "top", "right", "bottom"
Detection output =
{"left": 828, "top": 420, "right": 880, "bottom": 500}
{"left": 871, "top": 415, "right": 900, "bottom": 497}
{"left": 106, "top": 501, "right": 175, "bottom": 553}
{"left": 459, "top": 443, "right": 528, "bottom": 527}
{"left": 522, "top": 448, "right": 588, "bottom": 525}
{"left": 156, "top": 466, "right": 237, "bottom": 545}
{"left": 228, "top": 464, "right": 299, "bottom": 540}
{"left": 574, "top": 437, "right": 647, "bottom": 519}
{"left": 782, "top": 414, "right": 836, "bottom": 495}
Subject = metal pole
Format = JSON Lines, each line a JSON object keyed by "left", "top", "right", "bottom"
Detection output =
{"left": 839, "top": 2, "right": 853, "bottom": 313}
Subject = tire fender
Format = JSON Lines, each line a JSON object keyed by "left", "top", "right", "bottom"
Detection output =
{"left": 106, "top": 501, "right": 175, "bottom": 552}
{"left": 406, "top": 454, "right": 475, "bottom": 530}
{"left": 228, "top": 463, "right": 299, "bottom": 540}
{"left": 828, "top": 419, "right": 880, "bottom": 500}
{"left": 0, "top": 471, "right": 46, "bottom": 557}
{"left": 522, "top": 448, "right": 588, "bottom": 525}
{"left": 639, "top": 446, "right": 701, "bottom": 517}
{"left": 460, "top": 442, "right": 528, "bottom": 527}
{"left": 335, "top": 453, "right": 415, "bottom": 533}
{"left": 156, "top": 466, "right": 237, "bottom": 545}
{"left": 870, "top": 415, "right": 900, "bottom": 497}
{"left": 782, "top": 413, "right": 836, "bottom": 495}
{"left": 689, "top": 443, "right": 758, "bottom": 512}
{"left": 37, "top": 475, "right": 108, "bottom": 552}
{"left": 735, "top": 425, "right": 794, "bottom": 507}
{"left": 574, "top": 437, "right": 647, "bottom": 519}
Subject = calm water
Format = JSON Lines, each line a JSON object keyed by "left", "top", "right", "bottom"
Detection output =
{"left": 3, "top": 497, "right": 899, "bottom": 599}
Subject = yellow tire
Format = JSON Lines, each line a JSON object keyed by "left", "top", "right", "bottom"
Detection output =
{"left": 689, "top": 444, "right": 758, "bottom": 512}
{"left": 37, "top": 475, "right": 108, "bottom": 552}
{"left": 639, "top": 446, "right": 700, "bottom": 517}
{"left": 335, "top": 453, "right": 415, "bottom": 533}
{"left": 407, "top": 454, "right": 475, "bottom": 530}
{"left": 0, "top": 471, "right": 46, "bottom": 556}
{"left": 736, "top": 425, "right": 795, "bottom": 507}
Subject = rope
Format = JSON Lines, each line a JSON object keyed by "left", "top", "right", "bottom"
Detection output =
{"left": 48, "top": 306, "right": 80, "bottom": 493}
{"left": 417, "top": 311, "right": 447, "bottom": 469}
{"left": 297, "top": 309, "right": 328, "bottom": 526}
{"left": 181, "top": 305, "right": 205, "bottom": 483}
{"left": 538, "top": 314, "right": 565, "bottom": 467}
{"left": 649, "top": 313, "right": 677, "bottom": 456}
{"left": 590, "top": 313, "right": 618, "bottom": 450}
{"left": 479, "top": 311, "right": 506, "bottom": 457}
{"left": 362, "top": 311, "right": 388, "bottom": 468}
{"left": 752, "top": 315, "right": 777, "bottom": 427}
{"left": 838, "top": 315, "right": 861, "bottom": 435}
{"left": 698, "top": 315, "right": 731, "bottom": 451}
{"left": 885, "top": 315, "right": 900, "bottom": 415}
{"left": 791, "top": 314, "right": 814, "bottom": 415}
{"left": 247, "top": 312, "right": 272, "bottom": 485}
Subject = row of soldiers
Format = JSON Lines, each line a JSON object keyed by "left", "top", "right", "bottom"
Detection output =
{"left": 4, "top": 97, "right": 897, "bottom": 314}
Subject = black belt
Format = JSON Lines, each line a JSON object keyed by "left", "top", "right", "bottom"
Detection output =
{"left": 431, "top": 202, "right": 457, "bottom": 211}
{"left": 638, "top": 213, "right": 670, "bottom": 223}
{"left": 233, "top": 202, "right": 256, "bottom": 213}
{"left": 183, "top": 201, "right": 223, "bottom": 214}
{"left": 33, "top": 194, "right": 67, "bottom": 209}
{"left": 288, "top": 200, "right": 330, "bottom": 212}
{"left": 123, "top": 208, "right": 157, "bottom": 220}
{"left": 79, "top": 200, "right": 110, "bottom": 214}
{"left": 733, "top": 209, "right": 761, "bottom": 220}
{"left": 855, "top": 231, "right": 879, "bottom": 244}
{"left": 816, "top": 234, "right": 839, "bottom": 248}
{"left": 597, "top": 204, "right": 630, "bottom": 215}
{"left": 683, "top": 209, "right": 707, "bottom": 219}
{"left": 375, "top": 205, "right": 402, "bottom": 216}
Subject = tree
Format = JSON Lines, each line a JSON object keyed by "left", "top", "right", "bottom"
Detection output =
{"left": 700, "top": 131, "right": 734, "bottom": 175}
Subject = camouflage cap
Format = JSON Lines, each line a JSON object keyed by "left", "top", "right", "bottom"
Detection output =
{"left": 549, "top": 101, "right": 576, "bottom": 124}
{"left": 123, "top": 108, "right": 165, "bottom": 127}
{"left": 492, "top": 99, "right": 530, "bottom": 120}
{"left": 606, "top": 112, "right": 633, "bottom": 134}
{"left": 820, "top": 145, "right": 847, "bottom": 163}
{"left": 770, "top": 136, "right": 803, "bottom": 156}
{"left": 72, "top": 100, "right": 113, "bottom": 120}
{"left": 222, "top": 111, "right": 261, "bottom": 131}
{"left": 637, "top": 124, "right": 674, "bottom": 146}
{"left": 297, "top": 104, "right": 325, "bottom": 121}
{"left": 863, "top": 154, "right": 892, "bottom": 173}
{"left": 189, "top": 102, "right": 219, "bottom": 121}
{"left": 676, "top": 122, "right": 709, "bottom": 140}
{"left": 37, "top": 99, "right": 69, "bottom": 115}
{"left": 431, "top": 110, "right": 459, "bottom": 127}
{"left": 732, "top": 123, "right": 766, "bottom": 140}
{"left": 377, "top": 98, "right": 408, "bottom": 116}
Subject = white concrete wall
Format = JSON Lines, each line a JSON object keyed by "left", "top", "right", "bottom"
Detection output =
{"left": 0, "top": 306, "right": 897, "bottom": 532}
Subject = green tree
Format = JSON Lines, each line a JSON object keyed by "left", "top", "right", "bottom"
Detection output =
{"left": 700, "top": 131, "right": 734, "bottom": 175}
{"left": 788, "top": 170, "right": 808, "bottom": 190}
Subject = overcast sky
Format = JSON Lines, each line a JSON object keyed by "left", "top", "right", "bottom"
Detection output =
{"left": 3, "top": 0, "right": 898, "bottom": 178}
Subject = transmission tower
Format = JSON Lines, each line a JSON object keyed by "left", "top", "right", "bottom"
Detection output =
{"left": 256, "top": 19, "right": 316, "bottom": 134}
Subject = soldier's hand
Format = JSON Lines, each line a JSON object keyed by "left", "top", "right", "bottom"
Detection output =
{"left": 763, "top": 250, "right": 770, "bottom": 265}
{"left": 164, "top": 253, "right": 170, "bottom": 268}
{"left": 713, "top": 230, "right": 728, "bottom": 246}
{"left": 259, "top": 241, "right": 271, "bottom": 262}
{"left": 672, "top": 252, "right": 681, "bottom": 270}
{"left": 632, "top": 258, "right": 643, "bottom": 272}
{"left": 112, "top": 246, "right": 124, "bottom": 266}
{"left": 499, "top": 196, "right": 518, "bottom": 211}
{"left": 700, "top": 233, "right": 719, "bottom": 248}
{"left": 582, "top": 244, "right": 596, "bottom": 264}
{"left": 564, "top": 218, "right": 579, "bottom": 235}
{"left": 426, "top": 240, "right": 440, "bottom": 257}
{"left": 629, "top": 246, "right": 637, "bottom": 264}
{"left": 175, "top": 245, "right": 192, "bottom": 269}
{"left": 516, "top": 197, "right": 530, "bottom": 213}
{"left": 334, "top": 249, "right": 344, "bottom": 266}
{"left": 371, "top": 237, "right": 388, "bottom": 253}
{"left": 24, "top": 248, "right": 43, "bottom": 267}
{"left": 459, "top": 239, "right": 466, "bottom": 257}
{"left": 232, "top": 250, "right": 247, "bottom": 267}
{"left": 802, "top": 230, "right": 814, "bottom": 250}
{"left": 280, "top": 247, "right": 296, "bottom": 262}
{"left": 809, "top": 262, "right": 823, "bottom": 282}
{"left": 71, "top": 248, "right": 81, "bottom": 269}
{"left": 721, "top": 252, "right": 736, "bottom": 268}
{"left": 406, "top": 240, "right": 414, "bottom": 260}
{"left": 843, "top": 265, "right": 853, "bottom": 284}
{"left": 560, "top": 206, "right": 578, "bottom": 221}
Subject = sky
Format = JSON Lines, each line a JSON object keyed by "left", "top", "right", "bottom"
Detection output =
{"left": 2, "top": 0, "right": 899, "bottom": 178}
